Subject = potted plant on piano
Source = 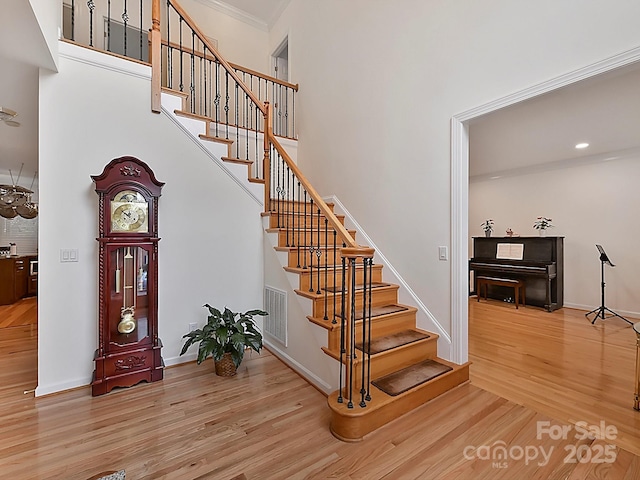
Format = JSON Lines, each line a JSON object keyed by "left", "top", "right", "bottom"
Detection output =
{"left": 481, "top": 219, "right": 494, "bottom": 237}
{"left": 180, "top": 304, "right": 267, "bottom": 377}
{"left": 533, "top": 217, "right": 553, "bottom": 236}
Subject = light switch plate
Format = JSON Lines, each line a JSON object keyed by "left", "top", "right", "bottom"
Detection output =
{"left": 438, "top": 246, "right": 448, "bottom": 261}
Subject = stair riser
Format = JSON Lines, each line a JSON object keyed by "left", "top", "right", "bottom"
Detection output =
{"left": 297, "top": 266, "right": 383, "bottom": 292}
{"left": 349, "top": 340, "right": 439, "bottom": 382}
{"left": 328, "top": 365, "right": 470, "bottom": 441}
{"left": 268, "top": 213, "right": 345, "bottom": 229}
{"left": 285, "top": 249, "right": 343, "bottom": 268}
{"left": 326, "top": 310, "right": 418, "bottom": 351}
{"left": 268, "top": 200, "right": 335, "bottom": 213}
{"left": 274, "top": 229, "right": 357, "bottom": 248}
{"left": 311, "top": 288, "right": 399, "bottom": 319}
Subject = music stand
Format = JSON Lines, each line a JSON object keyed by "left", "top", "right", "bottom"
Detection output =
{"left": 585, "top": 245, "right": 632, "bottom": 325}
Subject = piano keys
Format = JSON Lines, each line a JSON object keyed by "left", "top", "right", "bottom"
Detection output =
{"left": 470, "top": 236, "right": 564, "bottom": 311}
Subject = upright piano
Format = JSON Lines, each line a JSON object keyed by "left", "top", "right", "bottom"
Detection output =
{"left": 469, "top": 236, "right": 564, "bottom": 311}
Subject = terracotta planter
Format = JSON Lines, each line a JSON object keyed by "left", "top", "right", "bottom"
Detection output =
{"left": 214, "top": 352, "right": 237, "bottom": 377}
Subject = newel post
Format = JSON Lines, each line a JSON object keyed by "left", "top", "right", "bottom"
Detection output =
{"left": 150, "top": 0, "right": 162, "bottom": 113}
{"left": 263, "top": 101, "right": 271, "bottom": 212}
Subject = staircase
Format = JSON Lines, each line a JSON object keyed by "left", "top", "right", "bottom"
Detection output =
{"left": 71, "top": 0, "right": 470, "bottom": 442}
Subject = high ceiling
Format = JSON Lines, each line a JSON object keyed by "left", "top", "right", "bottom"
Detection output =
{"left": 2, "top": 1, "right": 640, "bottom": 188}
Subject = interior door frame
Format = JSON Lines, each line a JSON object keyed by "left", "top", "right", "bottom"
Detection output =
{"left": 450, "top": 45, "right": 640, "bottom": 365}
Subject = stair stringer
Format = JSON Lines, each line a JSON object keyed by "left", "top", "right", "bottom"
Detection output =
{"left": 324, "top": 194, "right": 453, "bottom": 360}
{"left": 263, "top": 223, "right": 340, "bottom": 394}
{"left": 160, "top": 91, "right": 263, "bottom": 203}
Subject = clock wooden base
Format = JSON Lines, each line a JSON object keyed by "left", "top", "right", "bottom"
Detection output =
{"left": 91, "top": 341, "right": 164, "bottom": 396}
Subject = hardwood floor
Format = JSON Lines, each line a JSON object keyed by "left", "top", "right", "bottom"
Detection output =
{"left": 469, "top": 298, "right": 640, "bottom": 457}
{"left": 0, "top": 297, "right": 639, "bottom": 479}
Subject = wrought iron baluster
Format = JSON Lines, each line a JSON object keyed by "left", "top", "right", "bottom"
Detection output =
{"left": 285, "top": 166, "right": 290, "bottom": 246}
{"left": 338, "top": 256, "right": 346, "bottom": 404}
{"left": 303, "top": 191, "right": 308, "bottom": 269}
{"left": 190, "top": 31, "right": 195, "bottom": 113}
{"left": 285, "top": 86, "right": 289, "bottom": 138}
{"left": 332, "top": 230, "right": 337, "bottom": 324}
{"left": 71, "top": 0, "right": 75, "bottom": 41}
{"left": 278, "top": 84, "right": 283, "bottom": 136}
{"left": 365, "top": 257, "right": 373, "bottom": 402}
{"left": 107, "top": 1, "right": 111, "bottom": 51}
{"left": 296, "top": 181, "right": 301, "bottom": 268}
{"left": 214, "top": 61, "right": 220, "bottom": 136}
{"left": 179, "top": 18, "right": 184, "bottom": 92}
{"left": 323, "top": 219, "right": 329, "bottom": 320}
{"left": 348, "top": 257, "right": 356, "bottom": 409}
{"left": 166, "top": 1, "right": 171, "bottom": 89}
{"left": 309, "top": 199, "right": 314, "bottom": 292}
{"left": 316, "top": 209, "right": 321, "bottom": 295}
{"left": 224, "top": 71, "right": 229, "bottom": 139}
{"left": 122, "top": 0, "right": 128, "bottom": 57}
{"left": 360, "top": 257, "right": 368, "bottom": 408}
{"left": 139, "top": 0, "right": 143, "bottom": 61}
{"left": 235, "top": 82, "right": 239, "bottom": 155}
{"left": 87, "top": 0, "right": 95, "bottom": 47}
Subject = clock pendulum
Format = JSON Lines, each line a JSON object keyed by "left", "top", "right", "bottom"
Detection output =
{"left": 117, "top": 247, "right": 136, "bottom": 334}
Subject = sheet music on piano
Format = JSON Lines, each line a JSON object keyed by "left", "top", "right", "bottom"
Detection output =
{"left": 496, "top": 243, "right": 524, "bottom": 260}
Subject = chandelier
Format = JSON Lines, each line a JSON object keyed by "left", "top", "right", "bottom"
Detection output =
{"left": 0, "top": 165, "right": 38, "bottom": 219}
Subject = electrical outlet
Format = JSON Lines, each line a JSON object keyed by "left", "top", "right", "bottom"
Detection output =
{"left": 188, "top": 323, "right": 197, "bottom": 332}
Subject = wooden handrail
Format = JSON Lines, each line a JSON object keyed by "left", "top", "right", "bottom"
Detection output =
{"left": 167, "top": 0, "right": 266, "bottom": 115}
{"left": 159, "top": 39, "right": 298, "bottom": 91}
{"left": 267, "top": 134, "right": 358, "bottom": 249}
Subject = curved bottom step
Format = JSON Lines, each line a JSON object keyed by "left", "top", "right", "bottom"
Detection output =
{"left": 327, "top": 359, "right": 469, "bottom": 442}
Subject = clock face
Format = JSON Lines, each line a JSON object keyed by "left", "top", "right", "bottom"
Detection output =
{"left": 110, "top": 190, "right": 149, "bottom": 233}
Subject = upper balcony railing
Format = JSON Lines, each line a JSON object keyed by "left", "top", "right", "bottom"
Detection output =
{"left": 62, "top": 0, "right": 297, "bottom": 139}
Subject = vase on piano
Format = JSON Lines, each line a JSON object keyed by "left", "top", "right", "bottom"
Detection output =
{"left": 485, "top": 231, "right": 491, "bottom": 237}
{"left": 539, "top": 229, "right": 546, "bottom": 237}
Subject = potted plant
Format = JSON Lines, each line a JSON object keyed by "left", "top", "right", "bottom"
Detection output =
{"left": 180, "top": 304, "right": 268, "bottom": 376}
{"left": 481, "top": 219, "right": 494, "bottom": 237}
{"left": 533, "top": 217, "right": 553, "bottom": 236}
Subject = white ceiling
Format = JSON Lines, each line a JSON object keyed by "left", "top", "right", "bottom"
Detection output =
{"left": 469, "top": 62, "right": 640, "bottom": 180}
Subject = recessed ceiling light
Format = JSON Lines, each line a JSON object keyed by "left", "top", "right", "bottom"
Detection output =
{"left": 575, "top": 143, "right": 589, "bottom": 149}
{"left": 490, "top": 176, "right": 501, "bottom": 180}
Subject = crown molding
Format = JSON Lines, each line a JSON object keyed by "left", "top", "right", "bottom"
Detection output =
{"left": 194, "top": 0, "right": 268, "bottom": 32}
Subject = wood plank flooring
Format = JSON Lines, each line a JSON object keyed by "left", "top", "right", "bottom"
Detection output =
{"left": 0, "top": 297, "right": 639, "bottom": 478}
{"left": 470, "top": 298, "right": 640, "bottom": 458}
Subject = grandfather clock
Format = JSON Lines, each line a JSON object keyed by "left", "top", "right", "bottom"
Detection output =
{"left": 91, "top": 156, "right": 164, "bottom": 396}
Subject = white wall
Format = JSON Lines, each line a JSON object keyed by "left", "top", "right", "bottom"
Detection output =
{"left": 179, "top": 0, "right": 270, "bottom": 73}
{"left": 269, "top": 0, "right": 640, "bottom": 339}
{"left": 36, "top": 42, "right": 264, "bottom": 395}
{"left": 28, "top": 0, "right": 60, "bottom": 71}
{"left": 470, "top": 154, "right": 640, "bottom": 317}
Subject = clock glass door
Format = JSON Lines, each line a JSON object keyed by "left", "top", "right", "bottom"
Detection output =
{"left": 108, "top": 245, "right": 152, "bottom": 347}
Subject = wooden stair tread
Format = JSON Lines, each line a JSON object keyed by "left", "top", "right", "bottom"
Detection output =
{"left": 355, "top": 329, "right": 430, "bottom": 355}
{"left": 284, "top": 263, "right": 382, "bottom": 275}
{"left": 221, "top": 156, "right": 252, "bottom": 165}
{"left": 371, "top": 358, "right": 452, "bottom": 396}
{"left": 295, "top": 283, "right": 397, "bottom": 301}
{"left": 199, "top": 134, "right": 234, "bottom": 145}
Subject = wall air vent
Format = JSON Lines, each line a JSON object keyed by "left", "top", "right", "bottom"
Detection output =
{"left": 264, "top": 286, "right": 287, "bottom": 347}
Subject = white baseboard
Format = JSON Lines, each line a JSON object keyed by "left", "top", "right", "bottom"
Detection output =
{"left": 264, "top": 339, "right": 334, "bottom": 394}
{"left": 564, "top": 303, "right": 640, "bottom": 321}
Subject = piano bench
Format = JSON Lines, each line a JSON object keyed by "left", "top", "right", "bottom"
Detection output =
{"left": 476, "top": 276, "right": 526, "bottom": 309}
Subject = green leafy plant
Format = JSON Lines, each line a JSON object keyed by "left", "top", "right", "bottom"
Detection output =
{"left": 533, "top": 217, "right": 553, "bottom": 230}
{"left": 481, "top": 219, "right": 494, "bottom": 233}
{"left": 180, "top": 305, "right": 267, "bottom": 368}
